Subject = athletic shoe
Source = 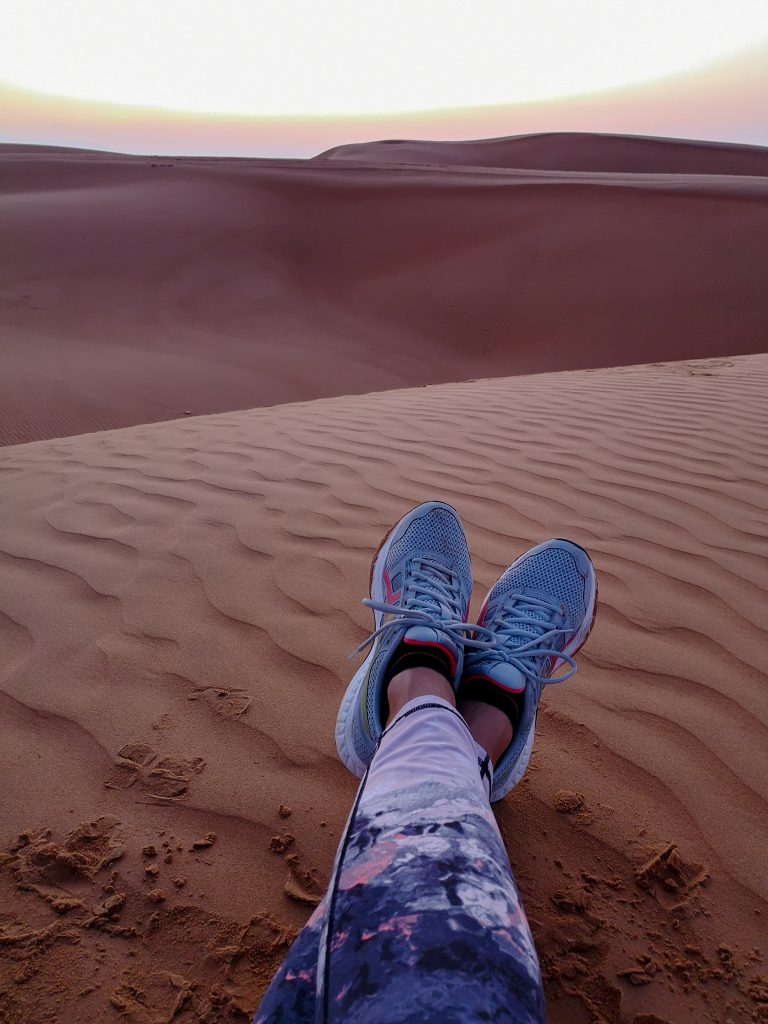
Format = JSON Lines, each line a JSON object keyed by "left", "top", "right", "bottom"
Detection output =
{"left": 462, "top": 539, "right": 597, "bottom": 802}
{"left": 336, "top": 501, "right": 484, "bottom": 778}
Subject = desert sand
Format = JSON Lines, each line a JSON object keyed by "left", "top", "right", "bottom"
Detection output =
{"left": 2, "top": 133, "right": 768, "bottom": 446}
{"left": 1, "top": 354, "right": 767, "bottom": 1023}
{"left": 2, "top": 131, "right": 768, "bottom": 1023}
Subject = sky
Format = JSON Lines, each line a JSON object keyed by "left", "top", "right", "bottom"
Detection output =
{"left": 2, "top": 0, "right": 768, "bottom": 157}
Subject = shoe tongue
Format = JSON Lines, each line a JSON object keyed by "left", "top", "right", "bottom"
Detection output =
{"left": 471, "top": 659, "right": 527, "bottom": 694}
{"left": 403, "top": 625, "right": 459, "bottom": 663}
{"left": 473, "top": 589, "right": 565, "bottom": 694}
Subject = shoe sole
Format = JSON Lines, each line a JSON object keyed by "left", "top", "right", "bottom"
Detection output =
{"left": 335, "top": 501, "right": 466, "bottom": 778}
{"left": 488, "top": 538, "right": 598, "bottom": 802}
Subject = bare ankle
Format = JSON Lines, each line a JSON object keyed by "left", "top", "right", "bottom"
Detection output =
{"left": 458, "top": 699, "right": 514, "bottom": 766}
{"left": 386, "top": 667, "right": 456, "bottom": 724}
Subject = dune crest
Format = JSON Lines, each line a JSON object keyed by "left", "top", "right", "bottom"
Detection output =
{"left": 317, "top": 130, "right": 768, "bottom": 174}
{"left": 1, "top": 354, "right": 766, "bottom": 1023}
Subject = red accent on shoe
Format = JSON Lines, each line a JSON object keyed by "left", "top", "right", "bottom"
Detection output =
{"left": 383, "top": 568, "right": 401, "bottom": 604}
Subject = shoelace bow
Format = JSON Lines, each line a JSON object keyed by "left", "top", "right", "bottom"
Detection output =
{"left": 349, "top": 555, "right": 495, "bottom": 660}
{"left": 464, "top": 592, "right": 578, "bottom": 687}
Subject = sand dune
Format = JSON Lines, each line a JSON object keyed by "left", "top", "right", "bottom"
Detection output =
{"left": 318, "top": 130, "right": 768, "bottom": 174}
{"left": 2, "top": 135, "right": 767, "bottom": 446}
{"left": 1, "top": 354, "right": 766, "bottom": 1023}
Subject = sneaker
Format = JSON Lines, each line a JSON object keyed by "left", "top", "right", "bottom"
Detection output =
{"left": 335, "top": 501, "right": 480, "bottom": 778}
{"left": 462, "top": 539, "right": 597, "bottom": 802}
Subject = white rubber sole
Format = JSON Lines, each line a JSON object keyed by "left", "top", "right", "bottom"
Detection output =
{"left": 334, "top": 501, "right": 464, "bottom": 778}
{"left": 487, "top": 538, "right": 598, "bottom": 802}
{"left": 335, "top": 651, "right": 377, "bottom": 779}
{"left": 491, "top": 723, "right": 536, "bottom": 801}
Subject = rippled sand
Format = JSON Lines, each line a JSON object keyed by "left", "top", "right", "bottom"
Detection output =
{"left": 1, "top": 354, "right": 766, "bottom": 1022}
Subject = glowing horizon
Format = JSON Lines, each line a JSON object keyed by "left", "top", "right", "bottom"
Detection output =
{"left": 4, "top": 0, "right": 768, "bottom": 120}
{"left": 3, "top": 36, "right": 768, "bottom": 161}
{"left": 2, "top": 2, "right": 768, "bottom": 159}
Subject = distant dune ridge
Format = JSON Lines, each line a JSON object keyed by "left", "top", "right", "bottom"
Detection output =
{"left": 2, "top": 131, "right": 768, "bottom": 445}
{"left": 317, "top": 130, "right": 768, "bottom": 174}
{"left": 1, "top": 356, "right": 767, "bottom": 1023}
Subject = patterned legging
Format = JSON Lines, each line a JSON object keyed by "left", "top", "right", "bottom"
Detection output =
{"left": 254, "top": 696, "right": 546, "bottom": 1024}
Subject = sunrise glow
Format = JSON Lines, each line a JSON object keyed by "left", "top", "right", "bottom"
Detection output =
{"left": 4, "top": 0, "right": 768, "bottom": 118}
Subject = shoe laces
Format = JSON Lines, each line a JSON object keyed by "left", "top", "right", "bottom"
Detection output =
{"left": 350, "top": 555, "right": 494, "bottom": 659}
{"left": 465, "top": 592, "right": 578, "bottom": 687}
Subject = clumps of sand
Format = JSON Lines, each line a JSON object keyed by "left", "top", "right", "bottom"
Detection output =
{"left": 618, "top": 955, "right": 660, "bottom": 986}
{"left": 4, "top": 816, "right": 126, "bottom": 897}
{"left": 634, "top": 843, "right": 709, "bottom": 903}
{"left": 553, "top": 790, "right": 586, "bottom": 814}
{"left": 110, "top": 972, "right": 193, "bottom": 1020}
{"left": 0, "top": 816, "right": 301, "bottom": 1020}
{"left": 268, "top": 833, "right": 294, "bottom": 854}
{"left": 534, "top": 840, "right": 765, "bottom": 1024}
{"left": 191, "top": 833, "right": 217, "bottom": 851}
{"left": 188, "top": 687, "right": 251, "bottom": 720}
{"left": 268, "top": 827, "right": 324, "bottom": 908}
{"left": 283, "top": 875, "right": 321, "bottom": 908}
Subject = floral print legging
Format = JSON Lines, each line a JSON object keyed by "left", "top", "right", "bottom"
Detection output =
{"left": 254, "top": 696, "right": 546, "bottom": 1024}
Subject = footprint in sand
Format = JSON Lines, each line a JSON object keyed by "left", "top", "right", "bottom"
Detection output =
{"left": 5, "top": 815, "right": 126, "bottom": 895}
{"left": 104, "top": 744, "right": 206, "bottom": 799}
{"left": 187, "top": 686, "right": 251, "bottom": 719}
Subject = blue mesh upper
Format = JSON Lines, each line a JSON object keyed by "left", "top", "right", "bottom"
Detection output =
{"left": 363, "top": 646, "right": 391, "bottom": 749}
{"left": 386, "top": 507, "right": 472, "bottom": 598}
{"left": 490, "top": 547, "right": 586, "bottom": 630}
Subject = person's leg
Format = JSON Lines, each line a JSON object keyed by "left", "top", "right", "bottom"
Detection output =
{"left": 255, "top": 668, "right": 544, "bottom": 1024}
{"left": 252, "top": 668, "right": 458, "bottom": 1023}
{"left": 256, "top": 510, "right": 601, "bottom": 1023}
{"left": 456, "top": 699, "right": 513, "bottom": 767}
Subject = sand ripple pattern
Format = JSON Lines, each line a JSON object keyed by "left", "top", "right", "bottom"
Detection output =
{"left": 0, "top": 355, "right": 766, "bottom": 1023}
